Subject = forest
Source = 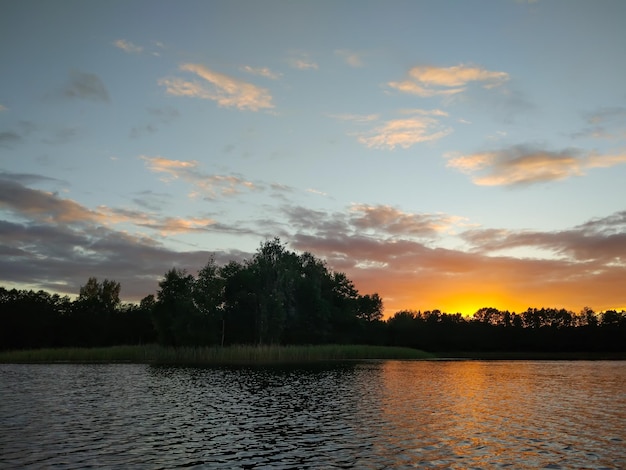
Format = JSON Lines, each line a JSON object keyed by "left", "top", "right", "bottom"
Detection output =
{"left": 1, "top": 238, "right": 625, "bottom": 352}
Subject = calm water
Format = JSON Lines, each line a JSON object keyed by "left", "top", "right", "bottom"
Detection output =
{"left": 1, "top": 361, "right": 625, "bottom": 469}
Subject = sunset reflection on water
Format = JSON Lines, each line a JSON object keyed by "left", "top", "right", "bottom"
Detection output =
{"left": 376, "top": 360, "right": 626, "bottom": 469}
{"left": 1, "top": 361, "right": 624, "bottom": 469}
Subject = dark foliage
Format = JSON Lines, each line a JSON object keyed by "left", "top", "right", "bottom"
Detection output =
{"left": 1, "top": 238, "right": 624, "bottom": 352}
{"left": 386, "top": 307, "right": 626, "bottom": 352}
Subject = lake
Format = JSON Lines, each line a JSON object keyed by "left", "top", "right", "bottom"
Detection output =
{"left": 1, "top": 360, "right": 625, "bottom": 469}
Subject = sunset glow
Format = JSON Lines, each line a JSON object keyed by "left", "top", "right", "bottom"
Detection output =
{"left": 1, "top": 1, "right": 625, "bottom": 317}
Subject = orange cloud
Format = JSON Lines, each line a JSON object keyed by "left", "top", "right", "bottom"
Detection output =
{"left": 240, "top": 65, "right": 282, "bottom": 80}
{"left": 159, "top": 63, "right": 274, "bottom": 111}
{"left": 389, "top": 64, "right": 509, "bottom": 97}
{"left": 446, "top": 145, "right": 626, "bottom": 186}
{"left": 358, "top": 116, "right": 452, "bottom": 149}
{"left": 140, "top": 155, "right": 257, "bottom": 199}
{"left": 350, "top": 204, "right": 466, "bottom": 237}
{"left": 113, "top": 39, "right": 143, "bottom": 54}
{"left": 285, "top": 205, "right": 626, "bottom": 317}
{"left": 141, "top": 216, "right": 217, "bottom": 235}
{"left": 288, "top": 53, "right": 318, "bottom": 70}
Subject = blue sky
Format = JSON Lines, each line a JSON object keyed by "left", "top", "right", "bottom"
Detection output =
{"left": 1, "top": 0, "right": 625, "bottom": 315}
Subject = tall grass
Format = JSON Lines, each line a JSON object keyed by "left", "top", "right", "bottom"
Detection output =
{"left": 0, "top": 344, "right": 433, "bottom": 365}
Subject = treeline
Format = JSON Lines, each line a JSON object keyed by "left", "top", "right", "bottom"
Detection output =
{"left": 1, "top": 238, "right": 383, "bottom": 350}
{"left": 387, "top": 308, "right": 626, "bottom": 352}
{"left": 1, "top": 238, "right": 625, "bottom": 352}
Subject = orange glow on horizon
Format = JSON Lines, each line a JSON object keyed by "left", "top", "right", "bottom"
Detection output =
{"left": 377, "top": 285, "right": 523, "bottom": 318}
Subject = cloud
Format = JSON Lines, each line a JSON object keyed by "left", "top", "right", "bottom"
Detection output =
{"left": 2, "top": 174, "right": 624, "bottom": 313}
{"left": 349, "top": 204, "right": 467, "bottom": 238}
{"left": 130, "top": 106, "right": 180, "bottom": 138}
{"left": 282, "top": 205, "right": 626, "bottom": 314}
{"left": 42, "top": 127, "right": 80, "bottom": 145}
{"left": 113, "top": 39, "right": 143, "bottom": 54}
{"left": 0, "top": 104, "right": 7, "bottom": 111}
{"left": 240, "top": 65, "right": 282, "bottom": 80}
{"left": 329, "top": 113, "right": 379, "bottom": 123}
{"left": 281, "top": 204, "right": 468, "bottom": 243}
{"left": 0, "top": 131, "right": 21, "bottom": 148}
{"left": 0, "top": 218, "right": 249, "bottom": 301}
{"left": 0, "top": 174, "right": 258, "bottom": 299}
{"left": 63, "top": 70, "right": 110, "bottom": 102}
{"left": 0, "top": 177, "right": 100, "bottom": 224}
{"left": 287, "top": 53, "right": 318, "bottom": 70}
{"left": 0, "top": 173, "right": 233, "bottom": 238}
{"left": 335, "top": 49, "right": 364, "bottom": 67}
{"left": 446, "top": 145, "right": 626, "bottom": 186}
{"left": 306, "top": 188, "right": 327, "bottom": 197}
{"left": 137, "top": 216, "right": 217, "bottom": 235}
{"left": 140, "top": 155, "right": 258, "bottom": 199}
{"left": 462, "top": 210, "right": 626, "bottom": 265}
{"left": 573, "top": 106, "right": 626, "bottom": 140}
{"left": 585, "top": 106, "right": 626, "bottom": 125}
{"left": 159, "top": 63, "right": 273, "bottom": 111}
{"left": 388, "top": 64, "right": 509, "bottom": 97}
{"left": 357, "top": 115, "right": 452, "bottom": 149}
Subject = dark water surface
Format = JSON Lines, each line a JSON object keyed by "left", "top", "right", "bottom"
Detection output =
{"left": 1, "top": 361, "right": 625, "bottom": 469}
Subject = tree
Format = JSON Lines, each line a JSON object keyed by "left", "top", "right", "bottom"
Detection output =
{"left": 77, "top": 277, "right": 121, "bottom": 312}
{"left": 194, "top": 256, "right": 226, "bottom": 345}
{"left": 246, "top": 238, "right": 299, "bottom": 344}
{"left": 220, "top": 260, "right": 257, "bottom": 344}
{"left": 356, "top": 293, "right": 384, "bottom": 322}
{"left": 152, "top": 268, "right": 203, "bottom": 346}
{"left": 72, "top": 277, "right": 122, "bottom": 346}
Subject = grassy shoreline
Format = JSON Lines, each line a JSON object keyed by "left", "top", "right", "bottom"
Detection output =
{"left": 0, "top": 344, "right": 433, "bottom": 365}
{"left": 1, "top": 345, "right": 625, "bottom": 364}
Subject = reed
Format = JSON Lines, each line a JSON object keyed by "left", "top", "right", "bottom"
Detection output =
{"left": 0, "top": 344, "right": 433, "bottom": 364}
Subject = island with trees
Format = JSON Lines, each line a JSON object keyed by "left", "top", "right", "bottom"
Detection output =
{"left": 1, "top": 238, "right": 625, "bottom": 363}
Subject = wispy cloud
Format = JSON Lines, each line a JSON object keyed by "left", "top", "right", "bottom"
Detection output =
{"left": 138, "top": 216, "right": 217, "bottom": 235}
{"left": 389, "top": 64, "right": 509, "bottom": 97}
{"left": 159, "top": 63, "right": 274, "bottom": 111}
{"left": 113, "top": 39, "right": 143, "bottom": 54}
{"left": 573, "top": 106, "right": 626, "bottom": 140}
{"left": 240, "top": 65, "right": 282, "bottom": 80}
{"left": 0, "top": 104, "right": 7, "bottom": 111}
{"left": 130, "top": 106, "right": 180, "bottom": 138}
{"left": 0, "top": 131, "right": 21, "bottom": 148}
{"left": 306, "top": 188, "right": 327, "bottom": 197}
{"left": 463, "top": 210, "right": 626, "bottom": 264}
{"left": 63, "top": 70, "right": 110, "bottom": 102}
{"left": 0, "top": 171, "right": 245, "bottom": 237}
{"left": 446, "top": 145, "right": 626, "bottom": 186}
{"left": 357, "top": 114, "right": 452, "bottom": 149}
{"left": 140, "top": 155, "right": 258, "bottom": 199}
{"left": 335, "top": 49, "right": 364, "bottom": 67}
{"left": 585, "top": 106, "right": 626, "bottom": 124}
{"left": 329, "top": 113, "right": 379, "bottom": 123}
{"left": 287, "top": 53, "right": 318, "bottom": 70}
{"left": 349, "top": 204, "right": 467, "bottom": 238}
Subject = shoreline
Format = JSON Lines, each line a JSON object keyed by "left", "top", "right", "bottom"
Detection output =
{"left": 1, "top": 345, "right": 625, "bottom": 364}
{"left": 0, "top": 344, "right": 433, "bottom": 365}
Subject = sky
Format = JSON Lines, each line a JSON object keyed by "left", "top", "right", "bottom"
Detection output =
{"left": 1, "top": 0, "right": 625, "bottom": 316}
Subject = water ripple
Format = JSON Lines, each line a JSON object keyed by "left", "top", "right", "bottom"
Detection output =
{"left": 1, "top": 361, "right": 625, "bottom": 469}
